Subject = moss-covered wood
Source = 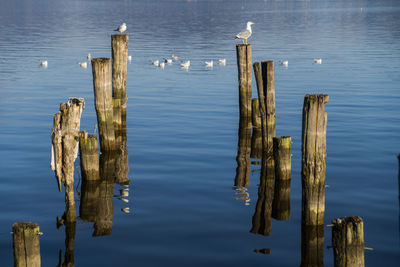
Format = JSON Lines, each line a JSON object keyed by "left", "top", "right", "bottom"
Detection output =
{"left": 12, "top": 222, "right": 41, "bottom": 267}
{"left": 79, "top": 131, "right": 100, "bottom": 181}
{"left": 332, "top": 216, "right": 365, "bottom": 267}
{"left": 262, "top": 61, "right": 276, "bottom": 156}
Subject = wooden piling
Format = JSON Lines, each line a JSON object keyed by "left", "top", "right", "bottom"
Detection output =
{"left": 114, "top": 124, "right": 130, "bottom": 185}
{"left": 51, "top": 98, "right": 85, "bottom": 223}
{"left": 252, "top": 98, "right": 261, "bottom": 128}
{"left": 261, "top": 61, "right": 276, "bottom": 156}
{"left": 272, "top": 136, "right": 292, "bottom": 220}
{"left": 79, "top": 131, "right": 100, "bottom": 181}
{"left": 92, "top": 58, "right": 116, "bottom": 152}
{"left": 12, "top": 222, "right": 41, "bottom": 267}
{"left": 332, "top": 216, "right": 365, "bottom": 267}
{"left": 301, "top": 224, "right": 324, "bottom": 267}
{"left": 112, "top": 34, "right": 129, "bottom": 128}
{"left": 253, "top": 62, "right": 268, "bottom": 154}
{"left": 235, "top": 117, "right": 252, "bottom": 187}
{"left": 236, "top": 44, "right": 252, "bottom": 119}
{"left": 301, "top": 94, "right": 329, "bottom": 226}
{"left": 251, "top": 126, "right": 262, "bottom": 160}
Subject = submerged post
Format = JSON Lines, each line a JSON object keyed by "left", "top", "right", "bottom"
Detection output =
{"left": 92, "top": 58, "right": 116, "bottom": 152}
{"left": 261, "top": 61, "right": 276, "bottom": 156}
{"left": 12, "top": 222, "right": 41, "bottom": 267}
{"left": 79, "top": 131, "right": 100, "bottom": 181}
{"left": 332, "top": 216, "right": 365, "bottom": 267}
{"left": 301, "top": 94, "right": 329, "bottom": 226}
{"left": 236, "top": 44, "right": 252, "bottom": 119}
{"left": 272, "top": 136, "right": 292, "bottom": 220}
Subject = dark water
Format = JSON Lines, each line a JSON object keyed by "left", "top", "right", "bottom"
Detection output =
{"left": 0, "top": 0, "right": 399, "bottom": 266}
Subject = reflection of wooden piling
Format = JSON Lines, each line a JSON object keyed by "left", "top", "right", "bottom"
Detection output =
{"left": 94, "top": 178, "right": 114, "bottom": 236}
{"left": 398, "top": 154, "right": 400, "bottom": 199}
{"left": 301, "top": 224, "right": 324, "bottom": 267}
{"left": 12, "top": 222, "right": 41, "bottom": 267}
{"left": 272, "top": 136, "right": 291, "bottom": 220}
{"left": 92, "top": 58, "right": 116, "bottom": 152}
{"left": 236, "top": 44, "right": 252, "bottom": 119}
{"left": 79, "top": 131, "right": 100, "bottom": 181}
{"left": 250, "top": 157, "right": 274, "bottom": 235}
{"left": 262, "top": 61, "right": 276, "bottom": 155}
{"left": 253, "top": 62, "right": 267, "bottom": 154}
{"left": 114, "top": 115, "right": 130, "bottom": 185}
{"left": 332, "top": 216, "right": 365, "bottom": 267}
{"left": 112, "top": 34, "right": 129, "bottom": 128}
{"left": 61, "top": 222, "right": 76, "bottom": 267}
{"left": 301, "top": 94, "right": 329, "bottom": 226}
{"left": 235, "top": 117, "right": 252, "bottom": 187}
{"left": 251, "top": 126, "right": 262, "bottom": 160}
{"left": 79, "top": 180, "right": 100, "bottom": 222}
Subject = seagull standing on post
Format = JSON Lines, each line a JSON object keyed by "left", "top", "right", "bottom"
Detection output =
{"left": 235, "top": 21, "right": 255, "bottom": 44}
{"left": 115, "top": 23, "right": 127, "bottom": 33}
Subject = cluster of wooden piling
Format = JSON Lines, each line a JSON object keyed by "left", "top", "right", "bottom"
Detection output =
{"left": 236, "top": 43, "right": 367, "bottom": 265}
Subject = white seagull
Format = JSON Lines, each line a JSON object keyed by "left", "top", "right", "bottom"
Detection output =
{"left": 152, "top": 60, "right": 160, "bottom": 66}
{"left": 87, "top": 53, "right": 91, "bottom": 60}
{"left": 205, "top": 60, "right": 213, "bottom": 67}
{"left": 128, "top": 55, "right": 132, "bottom": 62}
{"left": 314, "top": 58, "right": 322, "bottom": 64}
{"left": 280, "top": 60, "right": 288, "bottom": 67}
{"left": 218, "top": 59, "right": 226, "bottom": 65}
{"left": 78, "top": 62, "right": 88, "bottom": 68}
{"left": 115, "top": 23, "right": 127, "bottom": 33}
{"left": 40, "top": 60, "right": 48, "bottom": 67}
{"left": 235, "top": 21, "right": 255, "bottom": 44}
{"left": 172, "top": 55, "right": 179, "bottom": 61}
{"left": 180, "top": 60, "right": 190, "bottom": 68}
{"left": 159, "top": 62, "right": 165, "bottom": 69}
{"left": 164, "top": 58, "right": 172, "bottom": 64}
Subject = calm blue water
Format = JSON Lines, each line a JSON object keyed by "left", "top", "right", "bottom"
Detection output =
{"left": 0, "top": 0, "right": 399, "bottom": 266}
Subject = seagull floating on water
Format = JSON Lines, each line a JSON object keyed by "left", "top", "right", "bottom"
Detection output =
{"left": 159, "top": 62, "right": 165, "bottom": 69}
{"left": 205, "top": 60, "right": 213, "bottom": 67}
{"left": 235, "top": 21, "right": 255, "bottom": 44}
{"left": 152, "top": 60, "right": 160, "bottom": 66}
{"left": 121, "top": 207, "right": 130, "bottom": 213}
{"left": 128, "top": 55, "right": 132, "bottom": 62}
{"left": 87, "top": 53, "right": 91, "bottom": 60}
{"left": 78, "top": 62, "right": 88, "bottom": 68}
{"left": 40, "top": 60, "right": 48, "bottom": 68}
{"left": 164, "top": 58, "right": 172, "bottom": 64}
{"left": 172, "top": 55, "right": 179, "bottom": 61}
{"left": 280, "top": 60, "right": 288, "bottom": 67}
{"left": 180, "top": 60, "right": 190, "bottom": 68}
{"left": 314, "top": 58, "right": 322, "bottom": 64}
{"left": 218, "top": 59, "right": 226, "bottom": 65}
{"left": 115, "top": 23, "right": 127, "bottom": 33}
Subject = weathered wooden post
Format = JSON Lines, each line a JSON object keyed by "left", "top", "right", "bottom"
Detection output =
{"left": 261, "top": 61, "right": 276, "bottom": 156}
{"left": 51, "top": 98, "right": 85, "bottom": 223}
{"left": 94, "top": 177, "right": 114, "bottom": 236}
{"left": 61, "top": 222, "right": 76, "bottom": 267}
{"left": 112, "top": 34, "right": 129, "bottom": 129}
{"left": 79, "top": 131, "right": 100, "bottom": 181}
{"left": 272, "top": 136, "right": 292, "bottom": 220}
{"left": 92, "top": 58, "right": 116, "bottom": 152}
{"left": 12, "top": 222, "right": 41, "bottom": 267}
{"left": 250, "top": 157, "right": 274, "bottom": 236}
{"left": 235, "top": 117, "right": 252, "bottom": 187}
{"left": 251, "top": 98, "right": 262, "bottom": 159}
{"left": 301, "top": 225, "right": 324, "bottom": 267}
{"left": 253, "top": 62, "right": 267, "bottom": 153}
{"left": 332, "top": 216, "right": 365, "bottom": 267}
{"left": 301, "top": 94, "right": 329, "bottom": 226}
{"left": 236, "top": 44, "right": 252, "bottom": 119}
